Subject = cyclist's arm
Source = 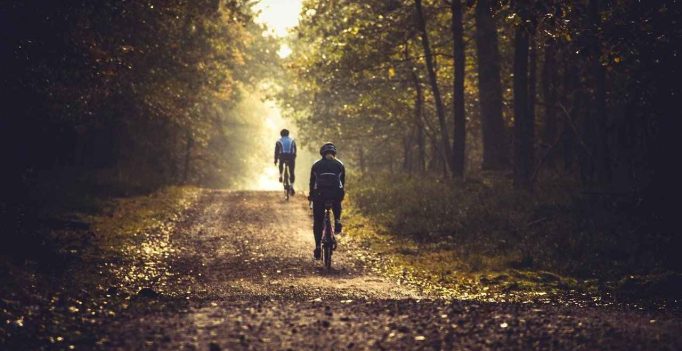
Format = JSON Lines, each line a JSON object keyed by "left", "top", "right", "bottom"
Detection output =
{"left": 309, "top": 167, "right": 316, "bottom": 195}
{"left": 340, "top": 164, "right": 346, "bottom": 188}
{"left": 274, "top": 141, "right": 281, "bottom": 163}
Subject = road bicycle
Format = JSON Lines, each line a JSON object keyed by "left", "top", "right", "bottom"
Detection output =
{"left": 282, "top": 161, "right": 293, "bottom": 201}
{"left": 320, "top": 200, "right": 337, "bottom": 269}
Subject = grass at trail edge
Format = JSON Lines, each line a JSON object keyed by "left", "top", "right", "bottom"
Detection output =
{"left": 343, "top": 174, "right": 681, "bottom": 303}
{"left": 0, "top": 186, "right": 201, "bottom": 348}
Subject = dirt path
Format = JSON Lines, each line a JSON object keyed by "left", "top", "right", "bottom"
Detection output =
{"left": 98, "top": 190, "right": 680, "bottom": 350}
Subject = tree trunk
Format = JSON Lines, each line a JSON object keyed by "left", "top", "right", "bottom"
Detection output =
{"left": 588, "top": 0, "right": 611, "bottom": 184}
{"left": 528, "top": 28, "right": 537, "bottom": 177}
{"left": 450, "top": 0, "right": 465, "bottom": 177}
{"left": 183, "top": 130, "right": 193, "bottom": 183}
{"left": 574, "top": 86, "right": 590, "bottom": 181}
{"left": 415, "top": 0, "right": 453, "bottom": 174}
{"left": 541, "top": 37, "right": 558, "bottom": 168}
{"left": 513, "top": 23, "right": 532, "bottom": 190}
{"left": 358, "top": 146, "right": 366, "bottom": 173}
{"left": 411, "top": 70, "right": 427, "bottom": 173}
{"left": 403, "top": 134, "right": 412, "bottom": 173}
{"left": 428, "top": 137, "right": 446, "bottom": 176}
{"left": 474, "top": 0, "right": 507, "bottom": 170}
{"left": 172, "top": 133, "right": 180, "bottom": 182}
{"left": 561, "top": 53, "right": 577, "bottom": 173}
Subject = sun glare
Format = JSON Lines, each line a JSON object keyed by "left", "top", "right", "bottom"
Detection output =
{"left": 278, "top": 44, "right": 293, "bottom": 58}
{"left": 254, "top": 0, "right": 303, "bottom": 38}
{"left": 244, "top": 1, "right": 311, "bottom": 191}
{"left": 246, "top": 99, "right": 292, "bottom": 191}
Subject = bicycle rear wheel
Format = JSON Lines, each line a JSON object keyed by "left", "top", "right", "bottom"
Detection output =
{"left": 322, "top": 217, "right": 333, "bottom": 269}
{"left": 322, "top": 242, "right": 332, "bottom": 269}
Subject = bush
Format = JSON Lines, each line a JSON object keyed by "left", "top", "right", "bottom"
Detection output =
{"left": 350, "top": 173, "right": 673, "bottom": 279}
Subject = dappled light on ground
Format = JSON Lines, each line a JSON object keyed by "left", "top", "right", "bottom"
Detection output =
{"left": 91, "top": 188, "right": 200, "bottom": 298}
{"left": 1, "top": 189, "right": 680, "bottom": 349}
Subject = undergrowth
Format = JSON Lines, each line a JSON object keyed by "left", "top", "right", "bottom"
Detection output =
{"left": 347, "top": 173, "right": 680, "bottom": 299}
{"left": 0, "top": 186, "right": 201, "bottom": 348}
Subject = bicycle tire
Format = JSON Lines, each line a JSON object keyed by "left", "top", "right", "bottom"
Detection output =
{"left": 323, "top": 242, "right": 332, "bottom": 269}
{"left": 322, "top": 217, "right": 333, "bottom": 269}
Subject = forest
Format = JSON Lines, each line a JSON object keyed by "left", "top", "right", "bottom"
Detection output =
{"left": 280, "top": 0, "right": 680, "bottom": 279}
{"left": 1, "top": 0, "right": 281, "bottom": 252}
{"left": 1, "top": 0, "right": 680, "bottom": 349}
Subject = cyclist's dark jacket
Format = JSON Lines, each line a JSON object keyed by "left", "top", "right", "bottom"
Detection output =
{"left": 309, "top": 157, "right": 345, "bottom": 201}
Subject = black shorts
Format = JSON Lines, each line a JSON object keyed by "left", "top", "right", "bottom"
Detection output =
{"left": 311, "top": 188, "right": 345, "bottom": 202}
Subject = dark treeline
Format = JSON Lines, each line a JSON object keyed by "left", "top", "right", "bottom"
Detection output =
{"left": 282, "top": 0, "right": 680, "bottom": 273}
{"left": 0, "top": 0, "right": 281, "bottom": 253}
{"left": 285, "top": 0, "right": 678, "bottom": 190}
{"left": 283, "top": 0, "right": 678, "bottom": 205}
{"left": 1, "top": 0, "right": 277, "bottom": 201}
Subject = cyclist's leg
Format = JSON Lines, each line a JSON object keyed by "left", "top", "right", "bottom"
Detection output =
{"left": 288, "top": 157, "right": 296, "bottom": 184}
{"left": 283, "top": 156, "right": 294, "bottom": 194}
{"left": 312, "top": 201, "right": 324, "bottom": 247}
{"left": 331, "top": 202, "right": 340, "bottom": 221}
{"left": 331, "top": 189, "right": 344, "bottom": 219}
{"left": 312, "top": 200, "right": 324, "bottom": 259}
{"left": 278, "top": 159, "right": 284, "bottom": 182}
{"left": 332, "top": 191, "right": 344, "bottom": 233}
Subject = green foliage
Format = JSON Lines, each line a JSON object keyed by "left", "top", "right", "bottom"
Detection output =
{"left": 350, "top": 173, "right": 673, "bottom": 279}
{"left": 2, "top": 0, "right": 282, "bottom": 194}
{"left": 281, "top": 0, "right": 677, "bottom": 189}
{"left": 280, "top": 0, "right": 435, "bottom": 166}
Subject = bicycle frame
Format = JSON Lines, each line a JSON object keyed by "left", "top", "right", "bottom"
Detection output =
{"left": 282, "top": 160, "right": 292, "bottom": 200}
{"left": 320, "top": 200, "right": 336, "bottom": 269}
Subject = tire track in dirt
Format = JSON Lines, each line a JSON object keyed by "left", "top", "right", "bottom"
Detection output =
{"left": 170, "top": 190, "right": 418, "bottom": 301}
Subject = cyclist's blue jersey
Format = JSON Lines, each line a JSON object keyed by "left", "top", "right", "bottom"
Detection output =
{"left": 279, "top": 136, "right": 295, "bottom": 154}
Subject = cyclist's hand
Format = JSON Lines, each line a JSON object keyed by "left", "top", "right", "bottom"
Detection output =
{"left": 307, "top": 195, "right": 312, "bottom": 202}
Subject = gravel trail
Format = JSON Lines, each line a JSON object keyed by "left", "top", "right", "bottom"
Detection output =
{"left": 100, "top": 190, "right": 681, "bottom": 350}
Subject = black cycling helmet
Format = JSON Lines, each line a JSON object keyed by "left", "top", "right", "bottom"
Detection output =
{"left": 280, "top": 129, "right": 290, "bottom": 137}
{"left": 319, "top": 142, "right": 337, "bottom": 156}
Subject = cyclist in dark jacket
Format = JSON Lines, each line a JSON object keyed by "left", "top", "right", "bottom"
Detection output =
{"left": 274, "top": 129, "right": 297, "bottom": 192}
{"left": 308, "top": 142, "right": 345, "bottom": 260}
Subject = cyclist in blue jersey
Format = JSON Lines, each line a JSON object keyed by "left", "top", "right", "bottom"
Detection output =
{"left": 274, "top": 129, "right": 297, "bottom": 194}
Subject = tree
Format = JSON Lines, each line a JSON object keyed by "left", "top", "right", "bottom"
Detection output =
{"left": 474, "top": 0, "right": 508, "bottom": 170}
{"left": 0, "top": 0, "right": 280, "bottom": 192}
{"left": 450, "top": 0, "right": 466, "bottom": 177}
{"left": 415, "top": 0, "right": 453, "bottom": 175}
{"left": 409, "top": 59, "right": 427, "bottom": 173}
{"left": 512, "top": 8, "right": 533, "bottom": 190}
{"left": 588, "top": 0, "right": 611, "bottom": 184}
{"left": 540, "top": 36, "right": 558, "bottom": 168}
{"left": 279, "top": 0, "right": 677, "bottom": 204}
